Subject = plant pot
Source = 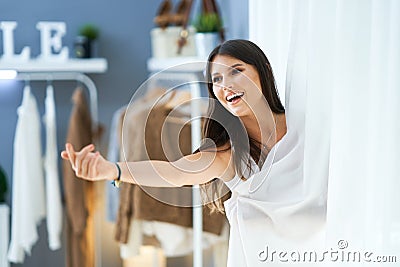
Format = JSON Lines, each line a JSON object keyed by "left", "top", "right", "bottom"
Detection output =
{"left": 74, "top": 36, "right": 93, "bottom": 58}
{"left": 195, "top": 32, "right": 220, "bottom": 59}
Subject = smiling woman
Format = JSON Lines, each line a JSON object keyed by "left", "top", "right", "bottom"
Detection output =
{"left": 61, "top": 39, "right": 286, "bottom": 191}
{"left": 61, "top": 39, "right": 287, "bottom": 267}
{"left": 199, "top": 39, "right": 286, "bottom": 213}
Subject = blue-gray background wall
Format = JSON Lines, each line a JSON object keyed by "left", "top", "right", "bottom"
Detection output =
{"left": 0, "top": 0, "right": 248, "bottom": 266}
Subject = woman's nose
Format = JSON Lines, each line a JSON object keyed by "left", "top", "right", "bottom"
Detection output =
{"left": 223, "top": 84, "right": 233, "bottom": 91}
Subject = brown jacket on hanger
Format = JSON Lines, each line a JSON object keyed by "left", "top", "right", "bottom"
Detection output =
{"left": 62, "top": 88, "right": 95, "bottom": 267}
{"left": 115, "top": 89, "right": 227, "bottom": 244}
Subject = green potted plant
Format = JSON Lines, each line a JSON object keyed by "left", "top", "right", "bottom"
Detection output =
{"left": 74, "top": 23, "right": 100, "bottom": 58}
{"left": 194, "top": 12, "right": 223, "bottom": 33}
{"left": 193, "top": 12, "right": 223, "bottom": 59}
{"left": 0, "top": 165, "right": 7, "bottom": 204}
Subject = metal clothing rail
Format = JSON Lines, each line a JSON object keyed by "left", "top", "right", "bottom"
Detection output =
{"left": 189, "top": 79, "right": 203, "bottom": 267}
{"left": 16, "top": 72, "right": 99, "bottom": 134}
{"left": 146, "top": 68, "right": 205, "bottom": 267}
{"left": 15, "top": 71, "right": 102, "bottom": 267}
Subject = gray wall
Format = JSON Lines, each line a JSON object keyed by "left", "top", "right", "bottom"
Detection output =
{"left": 0, "top": 0, "right": 248, "bottom": 266}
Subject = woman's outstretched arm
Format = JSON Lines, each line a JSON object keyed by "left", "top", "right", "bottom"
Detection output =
{"left": 61, "top": 142, "right": 234, "bottom": 187}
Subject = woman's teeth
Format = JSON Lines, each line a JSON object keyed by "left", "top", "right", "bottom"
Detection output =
{"left": 226, "top": 92, "right": 244, "bottom": 102}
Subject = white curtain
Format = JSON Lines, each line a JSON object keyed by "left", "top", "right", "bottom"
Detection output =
{"left": 250, "top": 0, "right": 400, "bottom": 265}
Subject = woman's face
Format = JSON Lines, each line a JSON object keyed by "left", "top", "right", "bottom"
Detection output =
{"left": 210, "top": 55, "right": 263, "bottom": 118}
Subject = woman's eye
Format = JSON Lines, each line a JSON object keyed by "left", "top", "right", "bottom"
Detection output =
{"left": 213, "top": 76, "right": 222, "bottom": 83}
{"left": 231, "top": 68, "right": 242, "bottom": 75}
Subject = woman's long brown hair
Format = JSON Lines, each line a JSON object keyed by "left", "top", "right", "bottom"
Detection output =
{"left": 195, "top": 39, "right": 285, "bottom": 214}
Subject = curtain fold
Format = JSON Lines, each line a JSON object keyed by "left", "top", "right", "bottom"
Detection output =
{"left": 326, "top": 0, "right": 400, "bottom": 259}
{"left": 250, "top": 0, "right": 400, "bottom": 264}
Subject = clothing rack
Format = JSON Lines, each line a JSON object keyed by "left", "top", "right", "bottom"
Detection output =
{"left": 147, "top": 58, "right": 206, "bottom": 267}
{"left": 16, "top": 72, "right": 99, "bottom": 134}
{"left": 8, "top": 58, "right": 204, "bottom": 266}
{"left": 5, "top": 58, "right": 107, "bottom": 267}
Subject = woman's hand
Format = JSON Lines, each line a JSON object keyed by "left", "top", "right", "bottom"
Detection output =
{"left": 61, "top": 143, "right": 116, "bottom": 182}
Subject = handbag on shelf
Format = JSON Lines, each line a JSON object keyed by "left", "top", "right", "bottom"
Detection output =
{"left": 151, "top": 0, "right": 197, "bottom": 58}
{"left": 150, "top": 0, "right": 225, "bottom": 58}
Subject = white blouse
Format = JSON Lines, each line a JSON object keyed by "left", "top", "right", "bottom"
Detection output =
{"left": 223, "top": 79, "right": 327, "bottom": 266}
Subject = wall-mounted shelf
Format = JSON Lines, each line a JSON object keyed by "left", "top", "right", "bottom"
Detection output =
{"left": 0, "top": 58, "right": 108, "bottom": 138}
{"left": 0, "top": 58, "right": 107, "bottom": 73}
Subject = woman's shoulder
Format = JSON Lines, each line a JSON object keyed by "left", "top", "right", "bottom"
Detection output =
{"left": 200, "top": 141, "right": 232, "bottom": 155}
{"left": 223, "top": 173, "right": 241, "bottom": 189}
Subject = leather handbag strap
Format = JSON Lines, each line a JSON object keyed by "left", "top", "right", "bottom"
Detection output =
{"left": 154, "top": 0, "right": 173, "bottom": 29}
{"left": 177, "top": 0, "right": 194, "bottom": 54}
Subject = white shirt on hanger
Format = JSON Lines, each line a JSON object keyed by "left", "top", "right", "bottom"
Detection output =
{"left": 8, "top": 85, "right": 46, "bottom": 263}
{"left": 43, "top": 84, "right": 62, "bottom": 250}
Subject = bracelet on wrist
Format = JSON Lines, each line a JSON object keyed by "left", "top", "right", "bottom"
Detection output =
{"left": 111, "top": 162, "right": 122, "bottom": 188}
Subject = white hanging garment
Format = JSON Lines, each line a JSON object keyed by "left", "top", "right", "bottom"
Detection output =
{"left": 8, "top": 85, "right": 46, "bottom": 263}
{"left": 43, "top": 84, "right": 62, "bottom": 250}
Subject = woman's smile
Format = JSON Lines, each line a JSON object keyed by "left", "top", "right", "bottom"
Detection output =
{"left": 225, "top": 91, "right": 244, "bottom": 105}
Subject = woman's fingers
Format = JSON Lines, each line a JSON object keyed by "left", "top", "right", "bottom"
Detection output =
{"left": 63, "top": 143, "right": 96, "bottom": 178}
{"left": 61, "top": 151, "right": 69, "bottom": 160}
{"left": 66, "top": 143, "right": 77, "bottom": 170}
{"left": 74, "top": 144, "right": 95, "bottom": 176}
{"left": 80, "top": 155, "right": 91, "bottom": 178}
{"left": 61, "top": 143, "right": 107, "bottom": 181}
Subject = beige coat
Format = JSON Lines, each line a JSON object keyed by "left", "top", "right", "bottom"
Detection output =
{"left": 62, "top": 88, "right": 95, "bottom": 267}
{"left": 115, "top": 89, "right": 227, "bottom": 244}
